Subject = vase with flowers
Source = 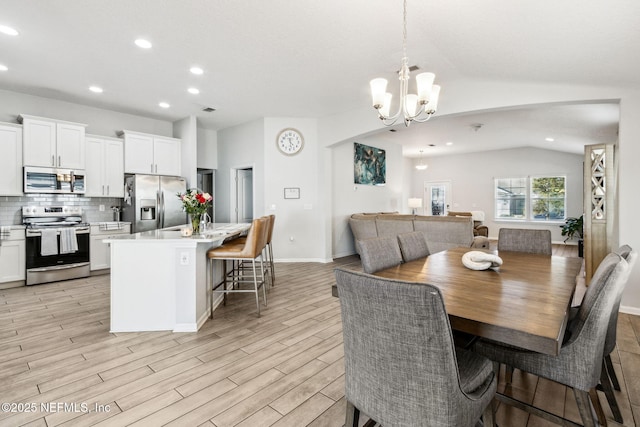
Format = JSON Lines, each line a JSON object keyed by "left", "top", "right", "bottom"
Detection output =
{"left": 177, "top": 188, "right": 213, "bottom": 234}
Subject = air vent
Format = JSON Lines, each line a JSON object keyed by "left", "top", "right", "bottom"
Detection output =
{"left": 202, "top": 107, "right": 216, "bottom": 112}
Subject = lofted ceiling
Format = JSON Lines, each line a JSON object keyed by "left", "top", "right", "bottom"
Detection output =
{"left": 0, "top": 0, "right": 636, "bottom": 155}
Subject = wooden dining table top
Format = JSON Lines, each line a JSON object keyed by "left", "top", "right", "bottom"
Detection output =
{"left": 338, "top": 247, "right": 583, "bottom": 356}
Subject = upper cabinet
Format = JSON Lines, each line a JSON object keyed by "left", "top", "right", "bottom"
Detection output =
{"left": 0, "top": 122, "right": 23, "bottom": 196}
{"left": 85, "top": 135, "right": 124, "bottom": 197}
{"left": 19, "top": 115, "right": 87, "bottom": 169}
{"left": 120, "top": 130, "right": 181, "bottom": 176}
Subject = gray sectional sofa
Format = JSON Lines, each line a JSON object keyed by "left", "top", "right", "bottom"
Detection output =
{"left": 349, "top": 213, "right": 488, "bottom": 255}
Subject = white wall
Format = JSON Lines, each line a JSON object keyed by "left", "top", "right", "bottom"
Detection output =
{"left": 174, "top": 116, "right": 197, "bottom": 188}
{"left": 215, "top": 119, "right": 264, "bottom": 223}
{"left": 0, "top": 89, "right": 172, "bottom": 137}
{"left": 263, "top": 118, "right": 326, "bottom": 262}
{"left": 618, "top": 95, "right": 640, "bottom": 314}
{"left": 332, "top": 136, "right": 405, "bottom": 258}
{"left": 197, "top": 126, "right": 218, "bottom": 170}
{"left": 408, "top": 147, "right": 584, "bottom": 243}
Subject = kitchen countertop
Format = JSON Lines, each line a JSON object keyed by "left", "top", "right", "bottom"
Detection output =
{"left": 104, "top": 223, "right": 249, "bottom": 243}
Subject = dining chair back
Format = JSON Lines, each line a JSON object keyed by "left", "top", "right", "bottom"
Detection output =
{"left": 473, "top": 251, "right": 631, "bottom": 426}
{"left": 358, "top": 236, "right": 403, "bottom": 274}
{"left": 598, "top": 245, "right": 637, "bottom": 422}
{"left": 497, "top": 228, "right": 552, "bottom": 255}
{"left": 397, "top": 231, "right": 430, "bottom": 262}
{"left": 335, "top": 268, "right": 496, "bottom": 427}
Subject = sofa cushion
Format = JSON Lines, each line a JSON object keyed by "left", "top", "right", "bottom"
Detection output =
{"left": 414, "top": 216, "right": 474, "bottom": 254}
{"left": 375, "top": 214, "right": 415, "bottom": 238}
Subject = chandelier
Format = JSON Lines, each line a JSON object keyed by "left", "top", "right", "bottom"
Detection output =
{"left": 415, "top": 149, "right": 428, "bottom": 170}
{"left": 370, "top": 0, "right": 440, "bottom": 127}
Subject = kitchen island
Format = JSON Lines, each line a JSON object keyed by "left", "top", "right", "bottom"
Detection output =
{"left": 104, "top": 223, "right": 250, "bottom": 333}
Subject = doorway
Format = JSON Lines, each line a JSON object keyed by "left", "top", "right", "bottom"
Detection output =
{"left": 231, "top": 167, "right": 253, "bottom": 223}
{"left": 424, "top": 181, "right": 452, "bottom": 216}
{"left": 197, "top": 168, "right": 215, "bottom": 222}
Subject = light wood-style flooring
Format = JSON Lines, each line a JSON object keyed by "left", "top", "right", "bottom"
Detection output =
{"left": 0, "top": 245, "right": 638, "bottom": 426}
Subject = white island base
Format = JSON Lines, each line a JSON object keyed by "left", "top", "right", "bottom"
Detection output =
{"left": 106, "top": 224, "right": 249, "bottom": 333}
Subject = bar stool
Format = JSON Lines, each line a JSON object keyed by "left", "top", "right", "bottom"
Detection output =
{"left": 207, "top": 217, "right": 269, "bottom": 318}
{"left": 228, "top": 215, "right": 275, "bottom": 287}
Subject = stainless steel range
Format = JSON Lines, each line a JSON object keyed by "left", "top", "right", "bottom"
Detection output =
{"left": 22, "top": 206, "right": 90, "bottom": 285}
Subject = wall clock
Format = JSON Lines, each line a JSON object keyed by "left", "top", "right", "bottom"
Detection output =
{"left": 276, "top": 128, "right": 304, "bottom": 155}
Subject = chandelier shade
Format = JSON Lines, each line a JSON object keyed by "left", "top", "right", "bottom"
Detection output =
{"left": 370, "top": 0, "right": 441, "bottom": 126}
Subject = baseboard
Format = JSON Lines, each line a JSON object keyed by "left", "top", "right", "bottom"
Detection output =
{"left": 173, "top": 323, "right": 198, "bottom": 333}
{"left": 333, "top": 250, "right": 357, "bottom": 259}
{"left": 620, "top": 305, "right": 640, "bottom": 316}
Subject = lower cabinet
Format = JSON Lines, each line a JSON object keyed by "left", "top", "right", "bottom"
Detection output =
{"left": 90, "top": 224, "right": 131, "bottom": 271}
{"left": 0, "top": 228, "right": 26, "bottom": 286}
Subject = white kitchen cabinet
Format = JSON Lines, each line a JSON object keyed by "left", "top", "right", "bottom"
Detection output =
{"left": 120, "top": 130, "right": 181, "bottom": 176}
{"left": 20, "top": 114, "right": 87, "bottom": 169}
{"left": 0, "top": 122, "right": 23, "bottom": 196}
{"left": 0, "top": 228, "right": 26, "bottom": 285}
{"left": 90, "top": 223, "right": 131, "bottom": 271}
{"left": 85, "top": 135, "right": 124, "bottom": 197}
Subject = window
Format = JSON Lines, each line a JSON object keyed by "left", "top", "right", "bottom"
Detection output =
{"left": 494, "top": 176, "right": 566, "bottom": 221}
{"left": 495, "top": 178, "right": 526, "bottom": 219}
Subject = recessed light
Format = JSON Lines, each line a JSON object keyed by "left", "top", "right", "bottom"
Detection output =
{"left": 159, "top": 102, "right": 170, "bottom": 109}
{"left": 0, "top": 25, "right": 19, "bottom": 36}
{"left": 445, "top": 142, "right": 453, "bottom": 146}
{"left": 190, "top": 67, "right": 204, "bottom": 75}
{"left": 0, "top": 64, "right": 7, "bottom": 71}
{"left": 89, "top": 86, "right": 103, "bottom": 93}
{"left": 135, "top": 39, "right": 152, "bottom": 49}
{"left": 545, "top": 137, "right": 555, "bottom": 142}
{"left": 187, "top": 87, "right": 200, "bottom": 95}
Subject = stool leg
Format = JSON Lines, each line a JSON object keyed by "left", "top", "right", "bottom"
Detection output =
{"left": 268, "top": 242, "right": 275, "bottom": 285}
{"left": 260, "top": 256, "right": 267, "bottom": 305}
{"left": 208, "top": 257, "right": 213, "bottom": 319}
{"left": 222, "top": 260, "right": 227, "bottom": 306}
{"left": 252, "top": 259, "right": 260, "bottom": 317}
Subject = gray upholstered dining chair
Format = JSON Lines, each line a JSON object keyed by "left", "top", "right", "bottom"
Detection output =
{"left": 473, "top": 252, "right": 631, "bottom": 427}
{"left": 397, "top": 231, "right": 430, "bottom": 262}
{"left": 497, "top": 228, "right": 552, "bottom": 255}
{"left": 358, "top": 236, "right": 404, "bottom": 273}
{"left": 335, "top": 268, "right": 496, "bottom": 427}
{"left": 597, "top": 244, "right": 637, "bottom": 423}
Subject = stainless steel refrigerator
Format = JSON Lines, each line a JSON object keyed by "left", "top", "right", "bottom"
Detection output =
{"left": 122, "top": 174, "right": 187, "bottom": 233}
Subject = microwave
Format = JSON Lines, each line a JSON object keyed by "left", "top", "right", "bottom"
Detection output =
{"left": 24, "top": 166, "right": 85, "bottom": 194}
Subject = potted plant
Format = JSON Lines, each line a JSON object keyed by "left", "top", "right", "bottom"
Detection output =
{"left": 560, "top": 215, "right": 584, "bottom": 257}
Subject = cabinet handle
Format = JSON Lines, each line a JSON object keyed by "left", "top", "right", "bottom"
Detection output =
{"left": 107, "top": 185, "right": 109, "bottom": 195}
{"left": 102, "top": 185, "right": 105, "bottom": 195}
{"left": 51, "top": 155, "right": 55, "bottom": 166}
{"left": 151, "top": 163, "right": 154, "bottom": 173}
{"left": 155, "top": 164, "right": 158, "bottom": 173}
{"left": 58, "top": 155, "right": 61, "bottom": 167}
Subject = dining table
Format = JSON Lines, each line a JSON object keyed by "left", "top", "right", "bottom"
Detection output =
{"left": 334, "top": 247, "right": 583, "bottom": 356}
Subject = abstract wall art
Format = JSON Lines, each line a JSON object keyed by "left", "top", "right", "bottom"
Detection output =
{"left": 354, "top": 142, "right": 386, "bottom": 186}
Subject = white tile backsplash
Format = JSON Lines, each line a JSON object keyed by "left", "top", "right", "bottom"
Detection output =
{"left": 0, "top": 195, "right": 123, "bottom": 225}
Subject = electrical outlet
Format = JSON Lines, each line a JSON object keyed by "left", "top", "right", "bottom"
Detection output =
{"left": 180, "top": 252, "right": 189, "bottom": 265}
{"left": 99, "top": 205, "right": 105, "bottom": 211}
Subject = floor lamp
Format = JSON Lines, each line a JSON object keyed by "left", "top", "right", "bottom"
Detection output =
{"left": 408, "top": 198, "right": 422, "bottom": 215}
